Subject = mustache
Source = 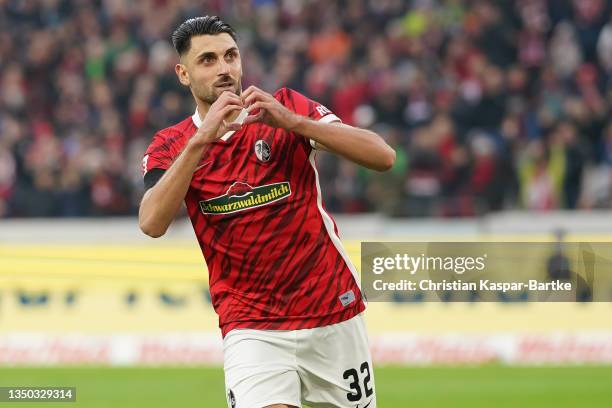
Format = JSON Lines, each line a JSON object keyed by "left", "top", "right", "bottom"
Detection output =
{"left": 214, "top": 76, "right": 236, "bottom": 86}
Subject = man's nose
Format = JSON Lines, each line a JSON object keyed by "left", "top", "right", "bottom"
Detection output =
{"left": 218, "top": 58, "right": 231, "bottom": 76}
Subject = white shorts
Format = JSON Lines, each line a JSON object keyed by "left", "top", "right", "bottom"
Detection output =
{"left": 223, "top": 314, "right": 376, "bottom": 408}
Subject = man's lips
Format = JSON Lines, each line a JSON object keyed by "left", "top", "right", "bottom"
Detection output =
{"left": 216, "top": 82, "right": 234, "bottom": 88}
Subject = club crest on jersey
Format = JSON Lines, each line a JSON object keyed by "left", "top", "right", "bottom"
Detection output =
{"left": 199, "top": 181, "right": 291, "bottom": 215}
{"left": 254, "top": 139, "right": 271, "bottom": 162}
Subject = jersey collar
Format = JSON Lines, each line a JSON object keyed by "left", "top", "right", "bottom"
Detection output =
{"left": 191, "top": 107, "right": 249, "bottom": 142}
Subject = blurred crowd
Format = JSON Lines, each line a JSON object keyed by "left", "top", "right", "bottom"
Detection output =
{"left": 0, "top": 0, "right": 611, "bottom": 217}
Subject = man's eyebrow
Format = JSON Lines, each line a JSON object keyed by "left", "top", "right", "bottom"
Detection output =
{"left": 196, "top": 51, "right": 216, "bottom": 60}
{"left": 196, "top": 47, "right": 238, "bottom": 60}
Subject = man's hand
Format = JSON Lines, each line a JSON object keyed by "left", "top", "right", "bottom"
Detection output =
{"left": 192, "top": 91, "right": 244, "bottom": 146}
{"left": 139, "top": 91, "right": 246, "bottom": 238}
{"left": 242, "top": 86, "right": 302, "bottom": 130}
{"left": 241, "top": 85, "right": 395, "bottom": 171}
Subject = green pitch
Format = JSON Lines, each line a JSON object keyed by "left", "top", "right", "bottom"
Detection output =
{"left": 1, "top": 365, "right": 611, "bottom": 407}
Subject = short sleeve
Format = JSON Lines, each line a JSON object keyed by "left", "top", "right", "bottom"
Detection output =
{"left": 142, "top": 131, "right": 174, "bottom": 177}
{"left": 276, "top": 87, "right": 342, "bottom": 149}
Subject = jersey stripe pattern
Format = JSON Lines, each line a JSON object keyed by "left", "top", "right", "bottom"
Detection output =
{"left": 143, "top": 88, "right": 365, "bottom": 337}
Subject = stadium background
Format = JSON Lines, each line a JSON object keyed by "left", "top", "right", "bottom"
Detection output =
{"left": 1, "top": 0, "right": 612, "bottom": 407}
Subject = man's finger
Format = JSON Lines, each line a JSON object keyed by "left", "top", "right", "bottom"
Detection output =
{"left": 242, "top": 86, "right": 272, "bottom": 105}
{"left": 246, "top": 101, "right": 271, "bottom": 113}
{"left": 240, "top": 87, "right": 253, "bottom": 101}
{"left": 243, "top": 110, "right": 264, "bottom": 125}
{"left": 241, "top": 85, "right": 260, "bottom": 97}
{"left": 220, "top": 91, "right": 243, "bottom": 104}
{"left": 244, "top": 92, "right": 267, "bottom": 107}
{"left": 219, "top": 104, "right": 244, "bottom": 118}
{"left": 216, "top": 103, "right": 244, "bottom": 116}
{"left": 214, "top": 92, "right": 243, "bottom": 109}
{"left": 225, "top": 122, "right": 242, "bottom": 131}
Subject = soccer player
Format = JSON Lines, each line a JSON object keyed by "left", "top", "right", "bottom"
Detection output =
{"left": 139, "top": 16, "right": 394, "bottom": 408}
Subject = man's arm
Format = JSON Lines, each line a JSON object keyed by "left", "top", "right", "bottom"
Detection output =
{"left": 139, "top": 140, "right": 208, "bottom": 238}
{"left": 291, "top": 119, "right": 395, "bottom": 171}
{"left": 139, "top": 92, "right": 244, "bottom": 238}
{"left": 242, "top": 86, "right": 395, "bottom": 171}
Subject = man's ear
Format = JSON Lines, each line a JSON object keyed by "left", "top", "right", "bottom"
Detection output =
{"left": 175, "top": 63, "right": 190, "bottom": 87}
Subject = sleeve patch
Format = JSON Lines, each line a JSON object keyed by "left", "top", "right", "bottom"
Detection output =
{"left": 315, "top": 105, "right": 333, "bottom": 117}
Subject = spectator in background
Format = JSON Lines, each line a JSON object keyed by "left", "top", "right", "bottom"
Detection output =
{"left": 519, "top": 139, "right": 560, "bottom": 211}
{"left": 364, "top": 125, "right": 409, "bottom": 216}
{"left": 0, "top": 142, "right": 16, "bottom": 217}
{"left": 600, "top": 121, "right": 612, "bottom": 165}
{"left": 583, "top": 120, "right": 612, "bottom": 209}
{"left": 549, "top": 21, "right": 582, "bottom": 80}
{"left": 404, "top": 125, "right": 443, "bottom": 216}
{"left": 598, "top": 17, "right": 612, "bottom": 72}
{"left": 468, "top": 132, "right": 502, "bottom": 213}
{"left": 556, "top": 121, "right": 585, "bottom": 209}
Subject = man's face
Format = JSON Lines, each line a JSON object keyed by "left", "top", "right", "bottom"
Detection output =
{"left": 176, "top": 33, "right": 242, "bottom": 105}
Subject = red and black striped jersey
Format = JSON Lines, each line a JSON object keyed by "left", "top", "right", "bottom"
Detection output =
{"left": 142, "top": 87, "right": 365, "bottom": 337}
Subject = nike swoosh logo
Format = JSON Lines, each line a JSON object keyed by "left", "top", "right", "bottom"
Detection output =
{"left": 195, "top": 161, "right": 212, "bottom": 171}
{"left": 358, "top": 399, "right": 372, "bottom": 408}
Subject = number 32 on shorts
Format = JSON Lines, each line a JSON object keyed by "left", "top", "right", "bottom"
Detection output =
{"left": 343, "top": 361, "right": 374, "bottom": 403}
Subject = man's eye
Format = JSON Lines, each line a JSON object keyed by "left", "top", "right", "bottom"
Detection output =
{"left": 202, "top": 57, "right": 214, "bottom": 63}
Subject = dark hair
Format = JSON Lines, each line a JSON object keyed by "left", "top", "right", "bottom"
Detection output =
{"left": 171, "top": 16, "right": 237, "bottom": 56}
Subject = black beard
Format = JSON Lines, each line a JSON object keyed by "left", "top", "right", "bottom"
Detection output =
{"left": 202, "top": 93, "right": 218, "bottom": 105}
{"left": 202, "top": 83, "right": 242, "bottom": 105}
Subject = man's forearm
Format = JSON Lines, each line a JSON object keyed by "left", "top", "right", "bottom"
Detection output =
{"left": 139, "top": 139, "right": 209, "bottom": 237}
{"left": 291, "top": 118, "right": 395, "bottom": 171}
